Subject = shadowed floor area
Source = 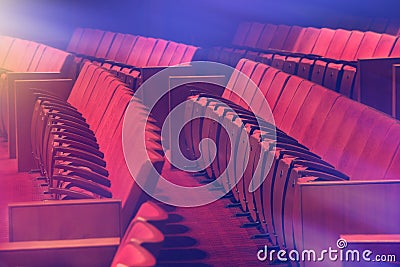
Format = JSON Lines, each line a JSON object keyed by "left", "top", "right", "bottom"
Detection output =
{"left": 0, "top": 141, "right": 43, "bottom": 242}
{"left": 153, "top": 161, "right": 282, "bottom": 267}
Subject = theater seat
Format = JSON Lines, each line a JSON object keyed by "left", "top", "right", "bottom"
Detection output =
{"left": 66, "top": 28, "right": 84, "bottom": 54}
{"left": 111, "top": 242, "right": 156, "bottom": 267}
{"left": 310, "top": 29, "right": 352, "bottom": 85}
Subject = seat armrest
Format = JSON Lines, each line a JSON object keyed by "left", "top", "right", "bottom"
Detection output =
{"left": 47, "top": 111, "right": 87, "bottom": 125}
{"left": 51, "top": 131, "right": 98, "bottom": 148}
{"left": 293, "top": 159, "right": 349, "bottom": 180}
{"left": 276, "top": 142, "right": 311, "bottom": 155}
{"left": 52, "top": 144, "right": 102, "bottom": 161}
{"left": 49, "top": 124, "right": 96, "bottom": 142}
{"left": 6, "top": 72, "right": 67, "bottom": 82}
{"left": 0, "top": 237, "right": 119, "bottom": 267}
{"left": 340, "top": 233, "right": 400, "bottom": 266}
{"left": 293, "top": 179, "right": 400, "bottom": 258}
{"left": 48, "top": 187, "right": 96, "bottom": 199}
{"left": 51, "top": 174, "right": 112, "bottom": 198}
{"left": 52, "top": 138, "right": 103, "bottom": 158}
{"left": 277, "top": 149, "right": 330, "bottom": 166}
{"left": 8, "top": 199, "right": 121, "bottom": 242}
{"left": 297, "top": 169, "right": 345, "bottom": 181}
{"left": 43, "top": 103, "right": 82, "bottom": 116}
{"left": 54, "top": 163, "right": 110, "bottom": 187}
{"left": 53, "top": 155, "right": 108, "bottom": 177}
{"left": 32, "top": 89, "right": 68, "bottom": 101}
{"left": 49, "top": 117, "right": 90, "bottom": 131}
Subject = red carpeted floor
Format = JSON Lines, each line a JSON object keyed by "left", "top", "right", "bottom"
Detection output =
{"left": 0, "top": 140, "right": 281, "bottom": 266}
{"left": 152, "top": 161, "right": 283, "bottom": 267}
{"left": 0, "top": 141, "right": 44, "bottom": 242}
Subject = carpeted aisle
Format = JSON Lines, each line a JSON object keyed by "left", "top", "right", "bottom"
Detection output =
{"left": 0, "top": 141, "right": 43, "bottom": 242}
{"left": 156, "top": 162, "right": 282, "bottom": 267}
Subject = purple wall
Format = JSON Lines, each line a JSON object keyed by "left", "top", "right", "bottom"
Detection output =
{"left": 0, "top": 0, "right": 398, "bottom": 49}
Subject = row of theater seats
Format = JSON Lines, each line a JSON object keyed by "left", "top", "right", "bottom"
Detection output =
{"left": 0, "top": 36, "right": 74, "bottom": 137}
{"left": 322, "top": 15, "right": 400, "bottom": 35}
{"left": 184, "top": 58, "right": 400, "bottom": 254}
{"left": 32, "top": 61, "right": 165, "bottom": 227}
{"left": 67, "top": 28, "right": 198, "bottom": 66}
{"left": 0, "top": 62, "right": 170, "bottom": 266}
{"left": 66, "top": 28, "right": 198, "bottom": 89}
{"left": 200, "top": 22, "right": 400, "bottom": 100}
{"left": 0, "top": 36, "right": 73, "bottom": 74}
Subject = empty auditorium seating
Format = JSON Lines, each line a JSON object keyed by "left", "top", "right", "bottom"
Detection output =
{"left": 31, "top": 63, "right": 164, "bottom": 224}
{"left": 198, "top": 21, "right": 400, "bottom": 114}
{"left": 65, "top": 28, "right": 199, "bottom": 99}
{"left": 66, "top": 28, "right": 199, "bottom": 82}
{"left": 185, "top": 58, "right": 400, "bottom": 260}
{"left": 2, "top": 7, "right": 400, "bottom": 266}
{"left": 0, "top": 61, "right": 170, "bottom": 266}
{"left": 333, "top": 15, "right": 400, "bottom": 35}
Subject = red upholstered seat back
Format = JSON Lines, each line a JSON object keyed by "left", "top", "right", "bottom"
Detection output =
{"left": 95, "top": 31, "right": 116, "bottom": 59}
{"left": 2, "top": 39, "right": 30, "bottom": 71}
{"left": 325, "top": 29, "right": 352, "bottom": 59}
{"left": 314, "top": 97, "right": 366, "bottom": 171}
{"left": 125, "top": 36, "right": 147, "bottom": 66}
{"left": 340, "top": 31, "right": 365, "bottom": 61}
{"left": 239, "top": 63, "right": 269, "bottom": 109}
{"left": 221, "top": 58, "right": 247, "bottom": 99}
{"left": 232, "top": 21, "right": 252, "bottom": 47}
{"left": 106, "top": 33, "right": 126, "bottom": 60}
{"left": 355, "top": 31, "right": 382, "bottom": 59}
{"left": 279, "top": 79, "right": 314, "bottom": 133}
{"left": 81, "top": 29, "right": 105, "bottom": 57}
{"left": 350, "top": 116, "right": 397, "bottom": 179}
{"left": 289, "top": 85, "right": 340, "bottom": 146}
{"left": 147, "top": 39, "right": 169, "bottom": 66}
{"left": 373, "top": 34, "right": 397, "bottom": 57}
{"left": 228, "top": 60, "right": 258, "bottom": 104}
{"left": 135, "top": 38, "right": 158, "bottom": 67}
{"left": 292, "top": 27, "right": 321, "bottom": 54}
{"left": 27, "top": 44, "right": 46, "bottom": 72}
{"left": 311, "top": 28, "right": 336, "bottom": 57}
{"left": 280, "top": 25, "right": 303, "bottom": 51}
{"left": 242, "top": 22, "right": 265, "bottom": 49}
{"left": 250, "top": 67, "right": 280, "bottom": 114}
{"left": 17, "top": 41, "right": 40, "bottom": 71}
{"left": 169, "top": 43, "right": 189, "bottom": 66}
{"left": 256, "top": 24, "right": 278, "bottom": 50}
{"left": 180, "top": 45, "right": 198, "bottom": 63}
{"left": 34, "top": 47, "right": 72, "bottom": 72}
{"left": 272, "top": 25, "right": 294, "bottom": 51}
{"left": 67, "top": 62, "right": 97, "bottom": 108}
{"left": 158, "top": 42, "right": 178, "bottom": 66}
{"left": 66, "top": 27, "right": 84, "bottom": 53}
{"left": 115, "top": 34, "right": 138, "bottom": 64}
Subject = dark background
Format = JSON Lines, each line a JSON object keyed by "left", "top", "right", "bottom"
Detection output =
{"left": 0, "top": 0, "right": 398, "bottom": 49}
